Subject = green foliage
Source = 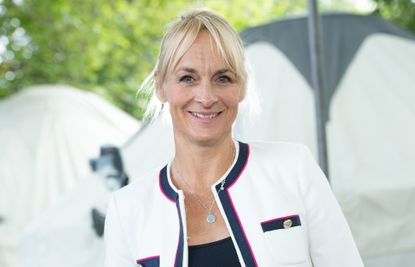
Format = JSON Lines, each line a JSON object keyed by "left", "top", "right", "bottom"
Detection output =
{"left": 0, "top": 0, "right": 310, "bottom": 119}
{"left": 203, "top": 0, "right": 307, "bottom": 30}
{"left": 373, "top": 0, "right": 415, "bottom": 33}
{"left": 0, "top": 0, "right": 191, "bottom": 118}
{"left": 0, "top": 0, "right": 413, "bottom": 119}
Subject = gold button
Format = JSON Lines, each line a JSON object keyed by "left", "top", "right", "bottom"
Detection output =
{"left": 283, "top": 219, "right": 293, "bottom": 229}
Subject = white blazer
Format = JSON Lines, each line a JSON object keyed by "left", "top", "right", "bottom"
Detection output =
{"left": 104, "top": 141, "right": 364, "bottom": 267}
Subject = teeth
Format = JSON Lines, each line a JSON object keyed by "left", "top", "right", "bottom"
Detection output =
{"left": 191, "top": 112, "right": 219, "bottom": 119}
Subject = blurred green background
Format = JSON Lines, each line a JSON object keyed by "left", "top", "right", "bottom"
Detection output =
{"left": 0, "top": 0, "right": 414, "bottom": 120}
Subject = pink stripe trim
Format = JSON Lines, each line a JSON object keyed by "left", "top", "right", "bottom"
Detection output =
{"left": 136, "top": 255, "right": 159, "bottom": 262}
{"left": 159, "top": 170, "right": 175, "bottom": 203}
{"left": 174, "top": 202, "right": 184, "bottom": 266}
{"left": 228, "top": 144, "right": 250, "bottom": 189}
{"left": 227, "top": 191, "right": 258, "bottom": 266}
{"left": 158, "top": 169, "right": 181, "bottom": 265}
{"left": 225, "top": 145, "right": 258, "bottom": 266}
{"left": 261, "top": 214, "right": 299, "bottom": 225}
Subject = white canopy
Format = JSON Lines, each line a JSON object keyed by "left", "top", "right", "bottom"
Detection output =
{"left": 239, "top": 33, "right": 415, "bottom": 266}
{"left": 0, "top": 85, "right": 139, "bottom": 267}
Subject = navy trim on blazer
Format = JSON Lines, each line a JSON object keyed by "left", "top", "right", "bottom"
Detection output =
{"left": 174, "top": 201, "right": 185, "bottom": 267}
{"left": 136, "top": 255, "right": 160, "bottom": 267}
{"left": 159, "top": 142, "right": 248, "bottom": 202}
{"left": 159, "top": 166, "right": 184, "bottom": 266}
{"left": 216, "top": 142, "right": 258, "bottom": 267}
{"left": 159, "top": 141, "right": 254, "bottom": 266}
{"left": 223, "top": 141, "right": 250, "bottom": 189}
{"left": 261, "top": 215, "right": 302, "bottom": 233}
{"left": 159, "top": 166, "right": 177, "bottom": 202}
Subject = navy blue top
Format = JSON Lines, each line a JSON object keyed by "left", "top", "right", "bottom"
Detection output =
{"left": 188, "top": 237, "right": 241, "bottom": 267}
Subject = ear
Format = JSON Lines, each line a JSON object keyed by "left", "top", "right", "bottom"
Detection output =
{"left": 238, "top": 86, "right": 246, "bottom": 102}
{"left": 154, "top": 72, "right": 167, "bottom": 103}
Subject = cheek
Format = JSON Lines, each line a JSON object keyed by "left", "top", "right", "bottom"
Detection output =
{"left": 164, "top": 84, "right": 184, "bottom": 102}
{"left": 223, "top": 89, "right": 242, "bottom": 107}
{"left": 165, "top": 88, "right": 193, "bottom": 117}
{"left": 228, "top": 85, "right": 244, "bottom": 103}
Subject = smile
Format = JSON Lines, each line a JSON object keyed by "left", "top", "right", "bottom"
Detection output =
{"left": 190, "top": 112, "right": 222, "bottom": 119}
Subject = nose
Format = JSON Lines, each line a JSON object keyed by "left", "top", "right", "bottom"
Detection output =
{"left": 194, "top": 81, "right": 218, "bottom": 107}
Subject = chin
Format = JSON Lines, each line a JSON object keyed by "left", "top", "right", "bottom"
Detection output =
{"left": 187, "top": 130, "right": 232, "bottom": 147}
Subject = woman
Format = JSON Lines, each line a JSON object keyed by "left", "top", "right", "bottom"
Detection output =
{"left": 104, "top": 9, "right": 364, "bottom": 267}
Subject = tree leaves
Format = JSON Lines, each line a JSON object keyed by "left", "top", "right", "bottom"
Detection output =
{"left": 373, "top": 0, "right": 415, "bottom": 33}
{"left": 1, "top": 0, "right": 413, "bottom": 119}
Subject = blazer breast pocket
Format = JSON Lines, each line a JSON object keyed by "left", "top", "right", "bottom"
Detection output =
{"left": 136, "top": 255, "right": 160, "bottom": 267}
{"left": 261, "top": 214, "right": 308, "bottom": 265}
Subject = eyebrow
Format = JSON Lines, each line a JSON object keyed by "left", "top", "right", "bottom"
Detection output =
{"left": 175, "top": 67, "right": 197, "bottom": 74}
{"left": 175, "top": 67, "right": 232, "bottom": 75}
{"left": 214, "top": 69, "right": 232, "bottom": 75}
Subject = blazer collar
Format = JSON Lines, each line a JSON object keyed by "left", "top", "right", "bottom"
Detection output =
{"left": 159, "top": 141, "right": 250, "bottom": 202}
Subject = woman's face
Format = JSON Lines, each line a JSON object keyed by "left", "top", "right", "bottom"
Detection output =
{"left": 160, "top": 30, "right": 243, "bottom": 146}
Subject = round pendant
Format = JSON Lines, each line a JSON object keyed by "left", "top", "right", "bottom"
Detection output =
{"left": 206, "top": 213, "right": 216, "bottom": 224}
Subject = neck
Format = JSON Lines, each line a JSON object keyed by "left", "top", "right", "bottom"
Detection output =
{"left": 172, "top": 136, "right": 236, "bottom": 191}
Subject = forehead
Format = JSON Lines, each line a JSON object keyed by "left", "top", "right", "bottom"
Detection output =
{"left": 174, "top": 31, "right": 227, "bottom": 72}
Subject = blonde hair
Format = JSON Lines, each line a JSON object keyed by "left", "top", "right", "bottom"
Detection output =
{"left": 140, "top": 8, "right": 247, "bottom": 119}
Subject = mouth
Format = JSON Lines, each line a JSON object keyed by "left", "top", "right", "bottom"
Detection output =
{"left": 189, "top": 111, "right": 222, "bottom": 119}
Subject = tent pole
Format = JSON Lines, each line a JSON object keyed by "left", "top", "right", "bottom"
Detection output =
{"left": 307, "top": 0, "right": 330, "bottom": 179}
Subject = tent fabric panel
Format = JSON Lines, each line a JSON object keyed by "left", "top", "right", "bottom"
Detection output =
{"left": 327, "top": 34, "right": 415, "bottom": 258}
{"left": 241, "top": 13, "right": 415, "bottom": 121}
{"left": 234, "top": 42, "right": 318, "bottom": 155}
{"left": 0, "top": 85, "right": 139, "bottom": 267}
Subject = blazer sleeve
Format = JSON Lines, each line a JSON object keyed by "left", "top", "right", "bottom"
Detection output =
{"left": 104, "top": 193, "right": 133, "bottom": 267}
{"left": 297, "top": 145, "right": 364, "bottom": 267}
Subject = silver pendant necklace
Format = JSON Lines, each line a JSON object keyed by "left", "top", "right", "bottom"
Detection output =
{"left": 173, "top": 145, "right": 235, "bottom": 224}
{"left": 205, "top": 178, "right": 227, "bottom": 223}
{"left": 206, "top": 214, "right": 216, "bottom": 224}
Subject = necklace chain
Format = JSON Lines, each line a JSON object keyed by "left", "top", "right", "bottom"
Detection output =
{"left": 172, "top": 144, "right": 236, "bottom": 224}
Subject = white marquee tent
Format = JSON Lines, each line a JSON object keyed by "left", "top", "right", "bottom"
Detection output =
{"left": 0, "top": 85, "right": 139, "bottom": 267}
{"left": 239, "top": 13, "right": 415, "bottom": 265}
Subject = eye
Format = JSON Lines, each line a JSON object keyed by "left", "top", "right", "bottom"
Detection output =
{"left": 216, "top": 75, "right": 232, "bottom": 84}
{"left": 179, "top": 75, "right": 194, "bottom": 83}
